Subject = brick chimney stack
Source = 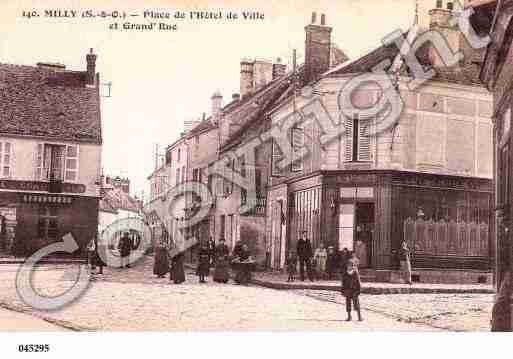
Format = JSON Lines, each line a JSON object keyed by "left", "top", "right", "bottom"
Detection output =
{"left": 304, "top": 12, "right": 332, "bottom": 83}
{"left": 272, "top": 57, "right": 287, "bottom": 79}
{"left": 86, "top": 48, "right": 97, "bottom": 87}
{"left": 211, "top": 91, "right": 223, "bottom": 118}
{"left": 240, "top": 59, "right": 254, "bottom": 98}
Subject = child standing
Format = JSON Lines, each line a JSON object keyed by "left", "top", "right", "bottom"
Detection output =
{"left": 286, "top": 251, "right": 298, "bottom": 282}
{"left": 341, "top": 260, "right": 363, "bottom": 321}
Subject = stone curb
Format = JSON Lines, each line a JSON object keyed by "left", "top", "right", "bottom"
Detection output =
{"left": 251, "top": 279, "right": 494, "bottom": 295}
{"left": 0, "top": 259, "right": 86, "bottom": 265}
{"left": 0, "top": 302, "right": 96, "bottom": 332}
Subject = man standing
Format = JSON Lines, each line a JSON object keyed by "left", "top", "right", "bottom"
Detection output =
{"left": 118, "top": 231, "right": 132, "bottom": 268}
{"left": 297, "top": 231, "right": 313, "bottom": 282}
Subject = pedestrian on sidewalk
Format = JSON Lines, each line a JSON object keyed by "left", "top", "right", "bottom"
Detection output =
{"left": 233, "top": 244, "right": 253, "bottom": 285}
{"left": 314, "top": 243, "right": 328, "bottom": 279}
{"left": 341, "top": 260, "right": 363, "bottom": 322}
{"left": 399, "top": 240, "right": 412, "bottom": 285}
{"left": 339, "top": 247, "right": 350, "bottom": 273}
{"left": 297, "top": 231, "right": 314, "bottom": 282}
{"left": 326, "top": 246, "right": 337, "bottom": 280}
{"left": 285, "top": 250, "right": 297, "bottom": 282}
{"left": 213, "top": 238, "right": 230, "bottom": 283}
{"left": 208, "top": 237, "right": 216, "bottom": 267}
{"left": 118, "top": 231, "right": 132, "bottom": 268}
{"left": 197, "top": 242, "right": 211, "bottom": 283}
{"left": 170, "top": 251, "right": 186, "bottom": 284}
{"left": 153, "top": 241, "right": 169, "bottom": 278}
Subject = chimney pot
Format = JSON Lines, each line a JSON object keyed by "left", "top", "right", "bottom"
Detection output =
{"left": 311, "top": 12, "right": 317, "bottom": 24}
{"left": 86, "top": 48, "right": 97, "bottom": 87}
{"left": 321, "top": 14, "right": 326, "bottom": 25}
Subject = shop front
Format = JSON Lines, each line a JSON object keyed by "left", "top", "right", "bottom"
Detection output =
{"left": 282, "top": 170, "right": 493, "bottom": 278}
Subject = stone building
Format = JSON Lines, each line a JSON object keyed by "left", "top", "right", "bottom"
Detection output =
{"left": 477, "top": 0, "right": 513, "bottom": 331}
{"left": 0, "top": 50, "right": 102, "bottom": 256}
{"left": 266, "top": 7, "right": 495, "bottom": 284}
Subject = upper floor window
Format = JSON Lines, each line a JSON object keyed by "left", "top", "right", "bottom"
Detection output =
{"left": 345, "top": 114, "right": 370, "bottom": 162}
{"left": 291, "top": 126, "right": 304, "bottom": 172}
{"left": 176, "top": 167, "right": 181, "bottom": 184}
{"left": 436, "top": 0, "right": 443, "bottom": 8}
{"left": 177, "top": 148, "right": 181, "bottom": 162}
{"left": 181, "top": 166, "right": 186, "bottom": 183}
{"left": 165, "top": 150, "right": 172, "bottom": 165}
{"left": 0, "top": 141, "right": 13, "bottom": 178}
{"left": 36, "top": 144, "right": 79, "bottom": 182}
{"left": 271, "top": 139, "right": 283, "bottom": 176}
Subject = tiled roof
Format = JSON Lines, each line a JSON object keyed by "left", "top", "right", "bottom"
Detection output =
{"left": 0, "top": 64, "right": 101, "bottom": 144}
{"left": 100, "top": 188, "right": 141, "bottom": 213}
{"left": 220, "top": 74, "right": 295, "bottom": 152}
{"left": 188, "top": 118, "right": 216, "bottom": 135}
{"left": 327, "top": 33, "right": 483, "bottom": 87}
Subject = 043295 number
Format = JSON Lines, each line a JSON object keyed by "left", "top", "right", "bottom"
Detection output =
{"left": 18, "top": 344, "right": 50, "bottom": 352}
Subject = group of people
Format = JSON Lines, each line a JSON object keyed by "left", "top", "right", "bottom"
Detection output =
{"left": 286, "top": 231, "right": 355, "bottom": 282}
{"left": 153, "top": 237, "right": 255, "bottom": 285}
{"left": 86, "top": 231, "right": 139, "bottom": 275}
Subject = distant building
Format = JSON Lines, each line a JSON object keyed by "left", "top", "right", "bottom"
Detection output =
{"left": 0, "top": 49, "right": 102, "bottom": 256}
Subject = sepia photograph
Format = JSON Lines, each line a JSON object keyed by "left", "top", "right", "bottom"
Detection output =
{"left": 0, "top": 0, "right": 511, "bottom": 356}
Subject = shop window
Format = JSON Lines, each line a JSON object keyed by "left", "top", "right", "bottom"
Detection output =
{"left": 0, "top": 142, "right": 13, "bottom": 178}
{"left": 38, "top": 206, "right": 58, "bottom": 240}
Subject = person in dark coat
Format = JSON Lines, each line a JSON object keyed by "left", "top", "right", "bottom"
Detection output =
{"left": 153, "top": 242, "right": 169, "bottom": 278}
{"left": 208, "top": 237, "right": 216, "bottom": 267}
{"left": 326, "top": 246, "right": 337, "bottom": 280}
{"left": 197, "top": 242, "right": 211, "bottom": 283}
{"left": 339, "top": 247, "right": 350, "bottom": 273}
{"left": 296, "top": 231, "right": 313, "bottom": 282}
{"left": 234, "top": 244, "right": 252, "bottom": 285}
{"left": 232, "top": 240, "right": 243, "bottom": 259}
{"left": 213, "top": 238, "right": 230, "bottom": 283}
{"left": 285, "top": 250, "right": 297, "bottom": 282}
{"left": 118, "top": 232, "right": 132, "bottom": 268}
{"left": 87, "top": 237, "right": 104, "bottom": 275}
{"left": 341, "top": 260, "right": 363, "bottom": 321}
{"left": 170, "top": 251, "right": 186, "bottom": 284}
{"left": 398, "top": 240, "right": 412, "bottom": 285}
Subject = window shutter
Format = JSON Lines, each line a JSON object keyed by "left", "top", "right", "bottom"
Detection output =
{"left": 35, "top": 143, "right": 44, "bottom": 180}
{"left": 358, "top": 118, "right": 371, "bottom": 162}
{"left": 0, "top": 142, "right": 13, "bottom": 178}
{"left": 65, "top": 145, "right": 79, "bottom": 182}
{"left": 344, "top": 116, "right": 353, "bottom": 162}
{"left": 271, "top": 139, "right": 282, "bottom": 176}
{"left": 291, "top": 127, "right": 304, "bottom": 172}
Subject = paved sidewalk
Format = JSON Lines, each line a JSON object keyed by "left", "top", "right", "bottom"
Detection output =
{"left": 0, "top": 306, "right": 67, "bottom": 331}
{"left": 252, "top": 271, "right": 494, "bottom": 294}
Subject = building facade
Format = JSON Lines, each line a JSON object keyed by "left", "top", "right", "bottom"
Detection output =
{"left": 478, "top": 0, "right": 513, "bottom": 331}
{"left": 267, "top": 7, "right": 495, "bottom": 284}
{"left": 0, "top": 50, "right": 102, "bottom": 257}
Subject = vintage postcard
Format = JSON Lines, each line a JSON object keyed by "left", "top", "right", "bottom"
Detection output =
{"left": 0, "top": 0, "right": 511, "bottom": 356}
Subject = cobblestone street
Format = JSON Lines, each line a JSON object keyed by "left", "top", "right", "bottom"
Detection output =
{"left": 0, "top": 256, "right": 493, "bottom": 331}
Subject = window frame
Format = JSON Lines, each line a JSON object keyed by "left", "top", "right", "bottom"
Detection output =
{"left": 0, "top": 141, "right": 13, "bottom": 178}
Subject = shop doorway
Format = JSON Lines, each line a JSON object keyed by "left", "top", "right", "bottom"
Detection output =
{"left": 355, "top": 203, "right": 374, "bottom": 268}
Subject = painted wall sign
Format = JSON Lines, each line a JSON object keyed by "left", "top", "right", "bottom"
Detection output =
{"left": 0, "top": 180, "right": 86, "bottom": 194}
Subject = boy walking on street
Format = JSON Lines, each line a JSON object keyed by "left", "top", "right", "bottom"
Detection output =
{"left": 341, "top": 260, "right": 363, "bottom": 322}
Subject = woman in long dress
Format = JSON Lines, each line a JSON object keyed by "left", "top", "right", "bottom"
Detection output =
{"left": 234, "top": 244, "right": 253, "bottom": 285}
{"left": 153, "top": 242, "right": 169, "bottom": 278}
{"left": 197, "top": 242, "right": 210, "bottom": 283}
{"left": 213, "top": 238, "right": 230, "bottom": 283}
{"left": 313, "top": 243, "right": 328, "bottom": 278}
{"left": 170, "top": 252, "right": 185, "bottom": 284}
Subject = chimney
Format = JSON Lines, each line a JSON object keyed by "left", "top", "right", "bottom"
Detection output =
{"left": 232, "top": 93, "right": 240, "bottom": 102}
{"left": 211, "top": 91, "right": 223, "bottom": 118}
{"left": 253, "top": 59, "right": 274, "bottom": 90}
{"left": 428, "top": 2, "right": 470, "bottom": 68}
{"left": 86, "top": 48, "right": 97, "bottom": 87}
{"left": 272, "top": 58, "right": 287, "bottom": 79}
{"left": 240, "top": 59, "right": 254, "bottom": 98}
{"left": 304, "top": 12, "right": 332, "bottom": 83}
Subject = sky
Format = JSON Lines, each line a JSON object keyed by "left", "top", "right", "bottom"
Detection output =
{"left": 0, "top": 0, "right": 440, "bottom": 198}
